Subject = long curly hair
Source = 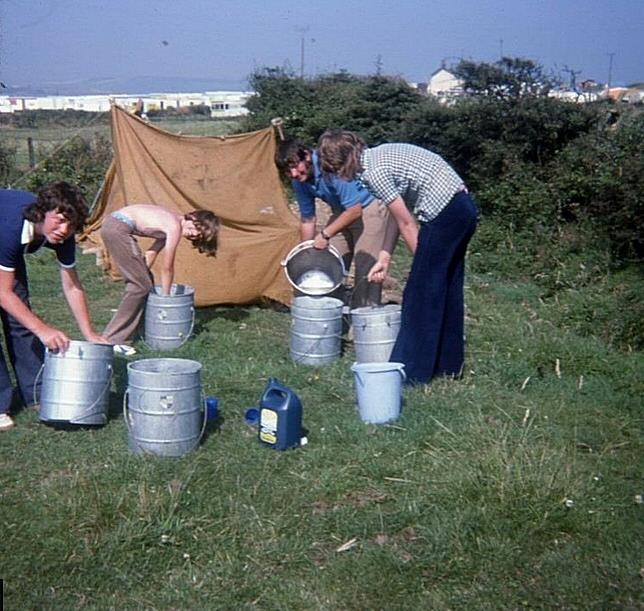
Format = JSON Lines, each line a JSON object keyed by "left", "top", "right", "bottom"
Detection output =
{"left": 185, "top": 210, "right": 220, "bottom": 257}
{"left": 23, "top": 181, "right": 89, "bottom": 231}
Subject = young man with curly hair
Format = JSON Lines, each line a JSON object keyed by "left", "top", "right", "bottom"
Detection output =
{"left": 0, "top": 181, "right": 105, "bottom": 430}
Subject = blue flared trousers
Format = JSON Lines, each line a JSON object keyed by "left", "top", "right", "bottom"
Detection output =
{"left": 390, "top": 191, "right": 477, "bottom": 385}
{"left": 0, "top": 259, "right": 45, "bottom": 412}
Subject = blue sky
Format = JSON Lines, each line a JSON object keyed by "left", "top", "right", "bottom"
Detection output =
{"left": 1, "top": 0, "right": 642, "bottom": 88}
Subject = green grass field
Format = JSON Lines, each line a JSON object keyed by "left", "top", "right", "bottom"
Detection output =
{"left": 0, "top": 236, "right": 641, "bottom": 609}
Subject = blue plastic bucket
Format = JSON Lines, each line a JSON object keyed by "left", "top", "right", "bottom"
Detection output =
{"left": 351, "top": 362, "right": 406, "bottom": 424}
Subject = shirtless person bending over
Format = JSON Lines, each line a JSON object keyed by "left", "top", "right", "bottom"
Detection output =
{"left": 100, "top": 204, "right": 219, "bottom": 352}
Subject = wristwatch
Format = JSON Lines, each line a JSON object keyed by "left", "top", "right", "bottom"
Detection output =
{"left": 320, "top": 229, "right": 331, "bottom": 241}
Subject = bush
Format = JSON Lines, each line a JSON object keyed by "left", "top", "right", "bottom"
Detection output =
{"left": 0, "top": 140, "right": 18, "bottom": 185}
{"left": 22, "top": 134, "right": 112, "bottom": 204}
{"left": 549, "top": 110, "right": 644, "bottom": 261}
{"left": 241, "top": 67, "right": 423, "bottom": 144}
{"left": 473, "top": 107, "right": 644, "bottom": 264}
{"left": 400, "top": 96, "right": 602, "bottom": 190}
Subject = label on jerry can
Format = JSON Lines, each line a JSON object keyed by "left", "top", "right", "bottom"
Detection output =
{"left": 259, "top": 408, "right": 278, "bottom": 445}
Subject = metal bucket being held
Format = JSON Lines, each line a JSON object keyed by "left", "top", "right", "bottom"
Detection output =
{"left": 351, "top": 304, "right": 402, "bottom": 363}
{"left": 124, "top": 358, "right": 206, "bottom": 457}
{"left": 290, "top": 296, "right": 344, "bottom": 366}
{"left": 39, "top": 340, "right": 113, "bottom": 426}
{"left": 144, "top": 284, "right": 195, "bottom": 351}
{"left": 282, "top": 241, "right": 346, "bottom": 296}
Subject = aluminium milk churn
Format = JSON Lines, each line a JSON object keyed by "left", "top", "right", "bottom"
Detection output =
{"left": 258, "top": 378, "right": 303, "bottom": 451}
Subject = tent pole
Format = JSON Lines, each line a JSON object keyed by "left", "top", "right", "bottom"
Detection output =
{"left": 270, "top": 117, "right": 285, "bottom": 141}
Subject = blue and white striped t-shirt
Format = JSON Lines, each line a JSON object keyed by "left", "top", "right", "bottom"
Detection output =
{"left": 359, "top": 143, "right": 464, "bottom": 223}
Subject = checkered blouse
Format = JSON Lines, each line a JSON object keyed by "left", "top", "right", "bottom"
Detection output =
{"left": 359, "top": 143, "right": 465, "bottom": 223}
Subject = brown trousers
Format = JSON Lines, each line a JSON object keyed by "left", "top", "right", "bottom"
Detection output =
{"left": 328, "top": 201, "right": 395, "bottom": 308}
{"left": 101, "top": 215, "right": 154, "bottom": 344}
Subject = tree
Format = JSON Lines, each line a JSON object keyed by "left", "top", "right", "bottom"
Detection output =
{"left": 241, "top": 67, "right": 422, "bottom": 145}
{"left": 454, "top": 56, "right": 556, "bottom": 100}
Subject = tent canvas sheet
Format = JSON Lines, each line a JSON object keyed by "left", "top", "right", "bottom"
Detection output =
{"left": 80, "top": 105, "right": 300, "bottom": 306}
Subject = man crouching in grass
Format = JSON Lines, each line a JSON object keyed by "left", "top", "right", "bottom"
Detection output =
{"left": 0, "top": 181, "right": 106, "bottom": 431}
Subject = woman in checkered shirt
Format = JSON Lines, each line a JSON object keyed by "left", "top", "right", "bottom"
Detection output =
{"left": 318, "top": 130, "right": 477, "bottom": 385}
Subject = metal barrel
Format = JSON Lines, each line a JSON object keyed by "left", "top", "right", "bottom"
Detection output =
{"left": 144, "top": 284, "right": 195, "bottom": 351}
{"left": 125, "top": 358, "right": 205, "bottom": 457}
{"left": 39, "top": 340, "right": 113, "bottom": 426}
{"left": 351, "top": 304, "right": 402, "bottom": 363}
{"left": 290, "top": 296, "right": 344, "bottom": 366}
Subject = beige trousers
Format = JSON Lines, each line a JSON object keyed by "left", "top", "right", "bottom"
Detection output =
{"left": 328, "top": 200, "right": 394, "bottom": 308}
{"left": 101, "top": 215, "right": 154, "bottom": 344}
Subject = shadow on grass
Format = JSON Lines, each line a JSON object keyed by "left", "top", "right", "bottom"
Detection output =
{"left": 201, "top": 413, "right": 225, "bottom": 443}
{"left": 197, "top": 306, "right": 251, "bottom": 323}
{"left": 106, "top": 356, "right": 129, "bottom": 421}
{"left": 193, "top": 301, "right": 290, "bottom": 334}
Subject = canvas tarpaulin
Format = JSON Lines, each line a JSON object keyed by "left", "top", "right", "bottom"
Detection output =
{"left": 80, "top": 104, "right": 300, "bottom": 306}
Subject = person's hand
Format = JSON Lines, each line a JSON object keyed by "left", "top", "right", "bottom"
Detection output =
{"left": 367, "top": 253, "right": 391, "bottom": 283}
{"left": 313, "top": 233, "right": 330, "bottom": 250}
{"left": 85, "top": 331, "right": 110, "bottom": 345}
{"left": 38, "top": 326, "right": 71, "bottom": 352}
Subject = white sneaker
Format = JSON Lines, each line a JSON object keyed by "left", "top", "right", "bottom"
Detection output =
{"left": 0, "top": 413, "right": 15, "bottom": 431}
{"left": 113, "top": 344, "right": 137, "bottom": 357}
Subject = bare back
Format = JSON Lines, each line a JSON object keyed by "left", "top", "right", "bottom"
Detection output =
{"left": 118, "top": 204, "right": 184, "bottom": 296}
{"left": 120, "top": 204, "right": 182, "bottom": 240}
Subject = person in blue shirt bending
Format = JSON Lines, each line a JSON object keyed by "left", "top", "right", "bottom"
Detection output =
{"left": 276, "top": 138, "right": 394, "bottom": 308}
{"left": 0, "top": 182, "right": 106, "bottom": 431}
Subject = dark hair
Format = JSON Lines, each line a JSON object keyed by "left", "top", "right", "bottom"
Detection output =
{"left": 317, "top": 130, "right": 366, "bottom": 180}
{"left": 23, "top": 181, "right": 89, "bottom": 231}
{"left": 274, "top": 138, "right": 311, "bottom": 176}
{"left": 184, "top": 210, "right": 220, "bottom": 257}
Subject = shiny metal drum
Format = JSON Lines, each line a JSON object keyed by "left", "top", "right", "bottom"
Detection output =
{"left": 144, "top": 284, "right": 195, "bottom": 351}
{"left": 290, "top": 296, "right": 344, "bottom": 366}
{"left": 125, "top": 358, "right": 206, "bottom": 457}
{"left": 351, "top": 304, "right": 402, "bottom": 363}
{"left": 39, "top": 340, "right": 113, "bottom": 426}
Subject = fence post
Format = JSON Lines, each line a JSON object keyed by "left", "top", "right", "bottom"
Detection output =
{"left": 27, "top": 137, "right": 35, "bottom": 168}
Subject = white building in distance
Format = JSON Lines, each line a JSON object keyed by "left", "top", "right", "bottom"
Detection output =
{"left": 427, "top": 68, "right": 464, "bottom": 102}
{"left": 0, "top": 91, "right": 252, "bottom": 117}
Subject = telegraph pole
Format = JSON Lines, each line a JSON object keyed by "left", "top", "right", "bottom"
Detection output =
{"left": 296, "top": 26, "right": 310, "bottom": 78}
{"left": 607, "top": 52, "right": 615, "bottom": 90}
